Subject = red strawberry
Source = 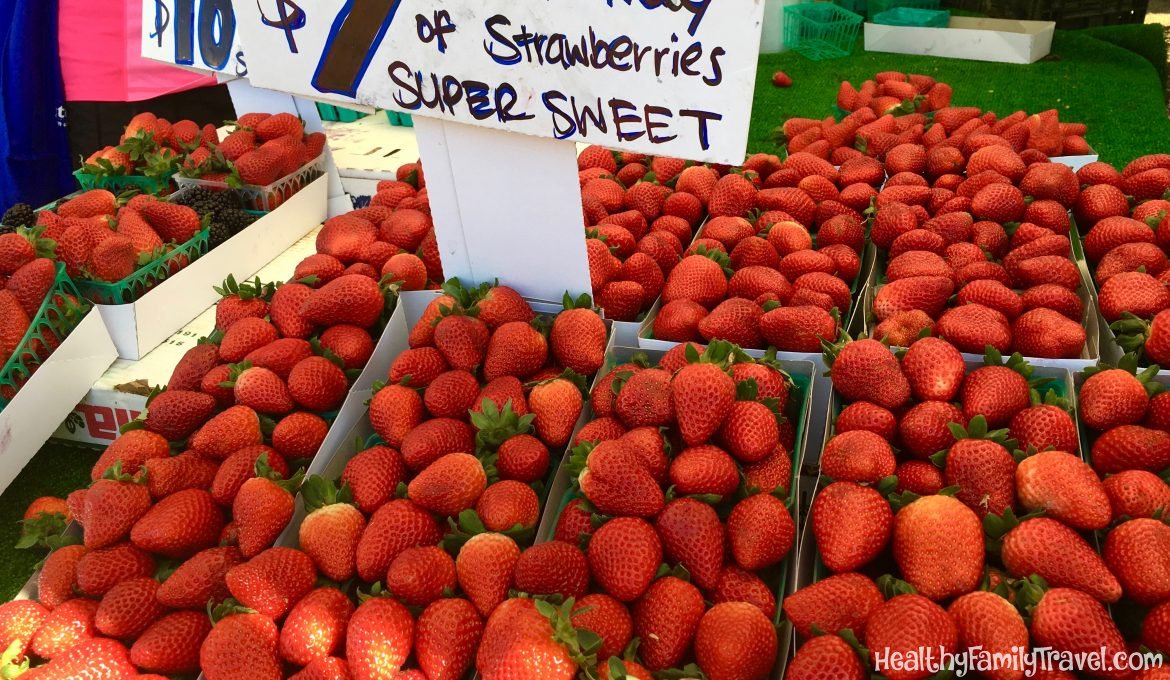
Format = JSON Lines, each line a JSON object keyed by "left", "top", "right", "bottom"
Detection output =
{"left": 825, "top": 338, "right": 910, "bottom": 410}
{"left": 530, "top": 376, "right": 585, "bottom": 447}
{"left": 367, "top": 383, "right": 424, "bottom": 448}
{"left": 130, "top": 609, "right": 212, "bottom": 674}
{"left": 1103, "top": 518, "right": 1170, "bottom": 605}
{"left": 1016, "top": 450, "right": 1110, "bottom": 530}
{"left": 1104, "top": 470, "right": 1170, "bottom": 520}
{"left": 1080, "top": 365, "right": 1155, "bottom": 432}
{"left": 456, "top": 532, "right": 519, "bottom": 617}
{"left": 482, "top": 321, "right": 548, "bottom": 381}
{"left": 189, "top": 404, "right": 263, "bottom": 458}
{"left": 633, "top": 576, "right": 705, "bottom": 670}
{"left": 727, "top": 492, "right": 795, "bottom": 570}
{"left": 27, "top": 637, "right": 137, "bottom": 679}
{"left": 233, "top": 464, "right": 301, "bottom": 558}
{"left": 0, "top": 599, "right": 47, "bottom": 662}
{"left": 1029, "top": 588, "right": 1129, "bottom": 678}
{"left": 783, "top": 572, "right": 883, "bottom": 639}
{"left": 812, "top": 482, "right": 892, "bottom": 573}
{"left": 94, "top": 575, "right": 165, "bottom": 639}
{"left": 298, "top": 476, "right": 367, "bottom": 582}
{"left": 961, "top": 360, "right": 1032, "bottom": 428}
{"left": 416, "top": 597, "right": 483, "bottom": 680}
{"left": 90, "top": 429, "right": 170, "bottom": 480}
{"left": 476, "top": 597, "right": 576, "bottom": 679}
{"left": 200, "top": 610, "right": 282, "bottom": 680}
{"left": 29, "top": 597, "right": 99, "bottom": 659}
{"left": 84, "top": 463, "right": 151, "bottom": 549}
{"left": 865, "top": 594, "right": 957, "bottom": 680}
{"left": 1000, "top": 517, "right": 1121, "bottom": 602}
{"left": 355, "top": 498, "right": 441, "bottom": 582}
{"left": 694, "top": 603, "right": 777, "bottom": 680}
{"left": 341, "top": 445, "right": 407, "bottom": 514}
{"left": 131, "top": 488, "right": 224, "bottom": 558}
{"left": 512, "top": 540, "right": 589, "bottom": 599}
{"left": 786, "top": 634, "right": 865, "bottom": 680}
{"left": 278, "top": 586, "right": 353, "bottom": 666}
{"left": 225, "top": 546, "right": 316, "bottom": 619}
{"left": 155, "top": 546, "right": 243, "bottom": 608}
{"left": 588, "top": 517, "right": 661, "bottom": 602}
{"left": 654, "top": 498, "right": 725, "bottom": 590}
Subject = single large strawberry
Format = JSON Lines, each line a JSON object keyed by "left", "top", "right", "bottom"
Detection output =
{"left": 341, "top": 445, "right": 407, "bottom": 514}
{"left": 142, "top": 388, "right": 216, "bottom": 442}
{"left": 131, "top": 488, "right": 225, "bottom": 558}
{"left": 154, "top": 546, "right": 243, "bottom": 608}
{"left": 300, "top": 274, "right": 386, "bottom": 327}
{"left": 632, "top": 575, "right": 705, "bottom": 670}
{"left": 865, "top": 594, "right": 957, "bottom": 680}
{"left": 29, "top": 597, "right": 99, "bottom": 659}
{"left": 900, "top": 336, "right": 965, "bottom": 401}
{"left": 188, "top": 404, "right": 263, "bottom": 459}
{"left": 1103, "top": 518, "right": 1170, "bottom": 606}
{"left": 588, "top": 517, "right": 662, "bottom": 602}
{"left": 820, "top": 429, "right": 896, "bottom": 484}
{"left": 1016, "top": 450, "right": 1111, "bottom": 530}
{"left": 407, "top": 452, "right": 486, "bottom": 517}
{"left": 512, "top": 540, "right": 589, "bottom": 600}
{"left": 998, "top": 516, "right": 1121, "bottom": 602}
{"left": 672, "top": 352, "right": 736, "bottom": 445}
{"left": 727, "top": 492, "right": 795, "bottom": 570}
{"left": 25, "top": 637, "right": 138, "bottom": 680}
{"left": 368, "top": 383, "right": 424, "bottom": 448}
{"left": 576, "top": 439, "right": 664, "bottom": 517}
{"left": 90, "top": 429, "right": 170, "bottom": 480}
{"left": 233, "top": 461, "right": 301, "bottom": 558}
{"left": 94, "top": 575, "right": 166, "bottom": 639}
{"left": 948, "top": 591, "right": 1028, "bottom": 680}
{"left": 551, "top": 294, "right": 607, "bottom": 375}
{"left": 200, "top": 609, "right": 282, "bottom": 680}
{"left": 456, "top": 532, "right": 519, "bottom": 618}
{"left": 279, "top": 586, "right": 354, "bottom": 666}
{"left": 654, "top": 498, "right": 725, "bottom": 590}
{"left": 826, "top": 338, "right": 910, "bottom": 409}
{"left": 130, "top": 609, "right": 213, "bottom": 675}
{"left": 893, "top": 494, "right": 984, "bottom": 601}
{"left": 354, "top": 499, "right": 441, "bottom": 583}
{"left": 0, "top": 599, "right": 47, "bottom": 663}
{"left": 960, "top": 357, "right": 1032, "bottom": 428}
{"left": 530, "top": 375, "right": 585, "bottom": 447}
{"left": 694, "top": 602, "right": 778, "bottom": 680}
{"left": 1029, "top": 587, "right": 1130, "bottom": 679}
{"left": 225, "top": 547, "right": 317, "bottom": 620}
{"left": 482, "top": 321, "right": 549, "bottom": 381}
{"left": 476, "top": 597, "right": 577, "bottom": 680}
{"left": 812, "top": 481, "right": 892, "bottom": 573}
{"left": 298, "top": 476, "right": 366, "bottom": 581}
{"left": 1080, "top": 363, "right": 1158, "bottom": 432}
{"left": 782, "top": 572, "right": 884, "bottom": 640}
{"left": 83, "top": 463, "right": 152, "bottom": 549}
{"left": 785, "top": 634, "right": 865, "bottom": 680}
{"left": 416, "top": 597, "right": 484, "bottom": 680}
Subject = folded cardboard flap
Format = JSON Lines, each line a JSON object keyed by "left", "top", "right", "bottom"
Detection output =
{"left": 865, "top": 17, "right": 1055, "bottom": 64}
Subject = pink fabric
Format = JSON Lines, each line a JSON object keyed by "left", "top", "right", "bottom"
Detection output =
{"left": 58, "top": 0, "right": 215, "bottom": 102}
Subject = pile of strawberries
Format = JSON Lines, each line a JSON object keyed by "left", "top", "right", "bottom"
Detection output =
{"left": 785, "top": 75, "right": 1090, "bottom": 166}
{"left": 785, "top": 336, "right": 1151, "bottom": 678}
{"left": 618, "top": 152, "right": 873, "bottom": 350}
{"left": 81, "top": 111, "right": 218, "bottom": 183}
{"left": 577, "top": 146, "right": 709, "bottom": 320}
{"left": 868, "top": 151, "right": 1089, "bottom": 359}
{"left": 0, "top": 233, "right": 82, "bottom": 400}
{"left": 26, "top": 189, "right": 204, "bottom": 284}
{"left": 293, "top": 160, "right": 443, "bottom": 292}
{"left": 488, "top": 339, "right": 801, "bottom": 679}
{"left": 835, "top": 71, "right": 954, "bottom": 117}
{"left": 180, "top": 112, "right": 327, "bottom": 198}
{"left": 0, "top": 272, "right": 610, "bottom": 678}
{"left": 1070, "top": 154, "right": 1170, "bottom": 364}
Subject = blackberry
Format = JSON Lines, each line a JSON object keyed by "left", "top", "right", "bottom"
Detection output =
{"left": 1, "top": 202, "right": 36, "bottom": 232}
{"left": 174, "top": 186, "right": 240, "bottom": 216}
{"left": 219, "top": 208, "right": 259, "bottom": 236}
{"left": 208, "top": 219, "right": 233, "bottom": 249}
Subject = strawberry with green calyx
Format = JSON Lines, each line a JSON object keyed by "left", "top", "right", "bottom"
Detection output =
{"left": 961, "top": 347, "right": 1047, "bottom": 428}
{"left": 367, "top": 380, "right": 424, "bottom": 448}
{"left": 551, "top": 292, "right": 607, "bottom": 376}
{"left": 572, "top": 439, "right": 664, "bottom": 518}
{"left": 529, "top": 369, "right": 588, "bottom": 448}
{"left": 987, "top": 509, "right": 1122, "bottom": 603}
{"left": 441, "top": 507, "right": 535, "bottom": 555}
{"left": 214, "top": 274, "right": 274, "bottom": 331}
{"left": 1022, "top": 583, "right": 1131, "bottom": 678}
{"left": 630, "top": 568, "right": 704, "bottom": 671}
{"left": 232, "top": 456, "right": 305, "bottom": 558}
{"left": 15, "top": 496, "right": 69, "bottom": 551}
{"left": 718, "top": 377, "right": 784, "bottom": 464}
{"left": 83, "top": 461, "right": 152, "bottom": 550}
{"left": 471, "top": 397, "right": 535, "bottom": 459}
{"left": 930, "top": 415, "right": 1018, "bottom": 519}
{"left": 823, "top": 332, "right": 911, "bottom": 410}
{"left": 219, "top": 361, "right": 294, "bottom": 415}
{"left": 1080, "top": 354, "right": 1164, "bottom": 432}
{"left": 298, "top": 475, "right": 365, "bottom": 582}
{"left": 1009, "top": 388, "right": 1078, "bottom": 454}
{"left": 670, "top": 340, "right": 738, "bottom": 446}
{"left": 200, "top": 599, "right": 282, "bottom": 680}
{"left": 661, "top": 245, "right": 732, "bottom": 309}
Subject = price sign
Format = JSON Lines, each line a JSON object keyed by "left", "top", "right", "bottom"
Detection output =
{"left": 235, "top": 0, "right": 765, "bottom": 164}
{"left": 141, "top": 0, "right": 247, "bottom": 77}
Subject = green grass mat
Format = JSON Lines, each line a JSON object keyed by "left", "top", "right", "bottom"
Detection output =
{"left": 750, "top": 29, "right": 1170, "bottom": 166}
{"left": 0, "top": 442, "right": 98, "bottom": 600}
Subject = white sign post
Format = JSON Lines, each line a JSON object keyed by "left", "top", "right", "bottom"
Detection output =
{"left": 233, "top": 0, "right": 766, "bottom": 300}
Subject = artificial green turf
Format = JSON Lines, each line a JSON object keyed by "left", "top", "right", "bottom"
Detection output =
{"left": 0, "top": 442, "right": 98, "bottom": 601}
{"left": 749, "top": 29, "right": 1170, "bottom": 165}
{"left": 1081, "top": 23, "right": 1169, "bottom": 97}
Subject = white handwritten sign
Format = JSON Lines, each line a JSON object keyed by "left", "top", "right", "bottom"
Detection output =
{"left": 235, "top": 0, "right": 765, "bottom": 164}
{"left": 141, "top": 0, "right": 247, "bottom": 77}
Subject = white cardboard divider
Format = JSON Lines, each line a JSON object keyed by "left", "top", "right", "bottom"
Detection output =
{"left": 99, "top": 175, "right": 327, "bottom": 360}
{"left": 0, "top": 314, "right": 118, "bottom": 493}
{"left": 415, "top": 118, "right": 592, "bottom": 303}
{"left": 864, "top": 18, "right": 1056, "bottom": 65}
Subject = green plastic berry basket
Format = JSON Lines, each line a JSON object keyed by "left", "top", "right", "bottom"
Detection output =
{"left": 784, "top": 3, "right": 863, "bottom": 61}
{"left": 873, "top": 6, "right": 950, "bottom": 25}
{"left": 866, "top": 0, "right": 941, "bottom": 19}
{"left": 72, "top": 170, "right": 174, "bottom": 197}
{"left": 0, "top": 263, "right": 89, "bottom": 408}
{"left": 832, "top": 0, "right": 868, "bottom": 15}
{"left": 316, "top": 102, "right": 369, "bottom": 123}
{"left": 73, "top": 228, "right": 210, "bottom": 305}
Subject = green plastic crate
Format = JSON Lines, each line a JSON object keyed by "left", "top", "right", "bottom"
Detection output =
{"left": 873, "top": 6, "right": 950, "bottom": 25}
{"left": 867, "top": 0, "right": 941, "bottom": 19}
{"left": 74, "top": 228, "right": 210, "bottom": 304}
{"left": 832, "top": 0, "right": 867, "bottom": 14}
{"left": 385, "top": 111, "right": 415, "bottom": 127}
{"left": 0, "top": 263, "right": 88, "bottom": 407}
{"left": 316, "top": 102, "right": 368, "bottom": 123}
{"left": 784, "top": 3, "right": 863, "bottom": 61}
{"left": 73, "top": 170, "right": 172, "bottom": 197}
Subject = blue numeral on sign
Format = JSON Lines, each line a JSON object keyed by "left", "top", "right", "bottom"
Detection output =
{"left": 312, "top": 0, "right": 403, "bottom": 97}
{"left": 199, "top": 0, "right": 235, "bottom": 69}
{"left": 174, "top": 0, "right": 196, "bottom": 64}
